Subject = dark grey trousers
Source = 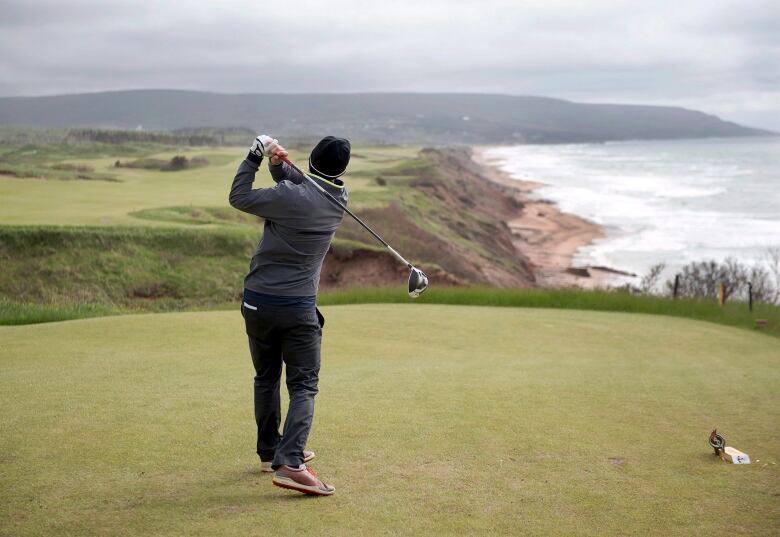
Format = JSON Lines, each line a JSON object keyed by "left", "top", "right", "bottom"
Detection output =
{"left": 241, "top": 303, "right": 323, "bottom": 469}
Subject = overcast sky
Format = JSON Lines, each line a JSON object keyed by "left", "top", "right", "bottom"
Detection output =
{"left": 1, "top": 0, "right": 778, "bottom": 129}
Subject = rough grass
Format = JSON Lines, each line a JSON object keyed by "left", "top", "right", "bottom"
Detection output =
{"left": 0, "top": 226, "right": 390, "bottom": 322}
{"left": 2, "top": 226, "right": 777, "bottom": 337}
{"left": 318, "top": 287, "right": 780, "bottom": 337}
{"left": 128, "top": 206, "right": 262, "bottom": 226}
{"left": 0, "top": 300, "right": 116, "bottom": 325}
{"left": 1, "top": 305, "right": 778, "bottom": 536}
{"left": 0, "top": 225, "right": 255, "bottom": 310}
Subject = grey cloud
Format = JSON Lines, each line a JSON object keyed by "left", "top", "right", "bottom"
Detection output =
{"left": 0, "top": 0, "right": 778, "bottom": 129}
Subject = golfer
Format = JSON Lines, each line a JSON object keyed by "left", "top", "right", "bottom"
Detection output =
{"left": 229, "top": 134, "right": 350, "bottom": 496}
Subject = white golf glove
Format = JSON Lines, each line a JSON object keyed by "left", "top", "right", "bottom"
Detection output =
{"left": 249, "top": 135, "right": 278, "bottom": 158}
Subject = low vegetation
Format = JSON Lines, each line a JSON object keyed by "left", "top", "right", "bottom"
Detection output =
{"left": 0, "top": 300, "right": 116, "bottom": 326}
{"left": 0, "top": 155, "right": 119, "bottom": 181}
{"left": 660, "top": 252, "right": 780, "bottom": 304}
{"left": 114, "top": 155, "right": 209, "bottom": 171}
{"left": 128, "top": 206, "right": 261, "bottom": 226}
{"left": 2, "top": 225, "right": 777, "bottom": 336}
{"left": 319, "top": 286, "right": 779, "bottom": 336}
{"left": 0, "top": 225, "right": 257, "bottom": 312}
{"left": 64, "top": 128, "right": 254, "bottom": 146}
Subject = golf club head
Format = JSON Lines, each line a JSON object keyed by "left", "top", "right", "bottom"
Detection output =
{"left": 408, "top": 267, "right": 429, "bottom": 298}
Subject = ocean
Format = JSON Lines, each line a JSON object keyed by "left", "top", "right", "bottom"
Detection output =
{"left": 484, "top": 137, "right": 780, "bottom": 280}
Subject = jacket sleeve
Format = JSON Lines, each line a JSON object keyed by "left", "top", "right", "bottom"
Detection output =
{"left": 269, "top": 160, "right": 306, "bottom": 185}
{"left": 229, "top": 155, "right": 295, "bottom": 220}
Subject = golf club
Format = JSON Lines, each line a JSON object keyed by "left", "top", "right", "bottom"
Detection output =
{"left": 280, "top": 155, "right": 429, "bottom": 298}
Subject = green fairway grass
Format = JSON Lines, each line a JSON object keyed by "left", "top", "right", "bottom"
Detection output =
{"left": 0, "top": 144, "right": 419, "bottom": 227}
{"left": 1, "top": 305, "right": 777, "bottom": 536}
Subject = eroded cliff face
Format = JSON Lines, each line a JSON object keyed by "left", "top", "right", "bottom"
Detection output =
{"left": 321, "top": 148, "right": 536, "bottom": 290}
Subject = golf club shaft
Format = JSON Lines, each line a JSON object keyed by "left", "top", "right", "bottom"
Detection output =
{"left": 281, "top": 156, "right": 412, "bottom": 268}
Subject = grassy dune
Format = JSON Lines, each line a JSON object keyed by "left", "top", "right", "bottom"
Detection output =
{"left": 1, "top": 305, "right": 778, "bottom": 536}
{"left": 2, "top": 225, "right": 777, "bottom": 336}
{"left": 1, "top": 224, "right": 776, "bottom": 335}
{"left": 0, "top": 225, "right": 255, "bottom": 311}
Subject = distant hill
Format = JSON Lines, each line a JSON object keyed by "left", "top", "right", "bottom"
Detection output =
{"left": 0, "top": 90, "right": 772, "bottom": 144}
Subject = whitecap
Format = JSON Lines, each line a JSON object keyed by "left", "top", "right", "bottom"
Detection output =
{"left": 485, "top": 138, "right": 780, "bottom": 278}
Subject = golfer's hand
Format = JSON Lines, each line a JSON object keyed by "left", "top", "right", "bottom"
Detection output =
{"left": 268, "top": 142, "right": 288, "bottom": 166}
{"left": 249, "top": 134, "right": 277, "bottom": 158}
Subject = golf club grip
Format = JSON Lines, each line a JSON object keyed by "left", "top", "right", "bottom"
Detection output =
{"left": 281, "top": 157, "right": 412, "bottom": 268}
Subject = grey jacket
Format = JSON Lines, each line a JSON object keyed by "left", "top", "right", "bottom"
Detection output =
{"left": 229, "top": 155, "right": 347, "bottom": 296}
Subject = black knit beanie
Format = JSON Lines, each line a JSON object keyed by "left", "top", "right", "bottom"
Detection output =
{"left": 309, "top": 136, "right": 351, "bottom": 179}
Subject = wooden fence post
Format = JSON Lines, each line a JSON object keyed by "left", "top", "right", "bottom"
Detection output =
{"left": 673, "top": 274, "right": 680, "bottom": 299}
{"left": 719, "top": 283, "right": 726, "bottom": 306}
{"left": 748, "top": 282, "right": 753, "bottom": 312}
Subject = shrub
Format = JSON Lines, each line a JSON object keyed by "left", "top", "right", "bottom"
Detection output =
{"left": 663, "top": 256, "right": 778, "bottom": 304}
{"left": 165, "top": 155, "right": 189, "bottom": 171}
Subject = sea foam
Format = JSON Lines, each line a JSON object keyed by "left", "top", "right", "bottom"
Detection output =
{"left": 485, "top": 137, "right": 780, "bottom": 280}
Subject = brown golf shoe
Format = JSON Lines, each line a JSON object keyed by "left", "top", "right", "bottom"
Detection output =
{"left": 272, "top": 465, "right": 335, "bottom": 496}
{"left": 261, "top": 450, "right": 315, "bottom": 473}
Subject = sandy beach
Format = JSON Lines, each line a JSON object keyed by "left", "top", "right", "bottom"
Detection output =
{"left": 472, "top": 148, "right": 622, "bottom": 288}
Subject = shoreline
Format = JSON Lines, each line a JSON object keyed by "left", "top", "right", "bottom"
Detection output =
{"left": 472, "top": 147, "right": 624, "bottom": 288}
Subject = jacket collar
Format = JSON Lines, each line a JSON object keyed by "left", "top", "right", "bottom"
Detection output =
{"left": 307, "top": 172, "right": 345, "bottom": 190}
